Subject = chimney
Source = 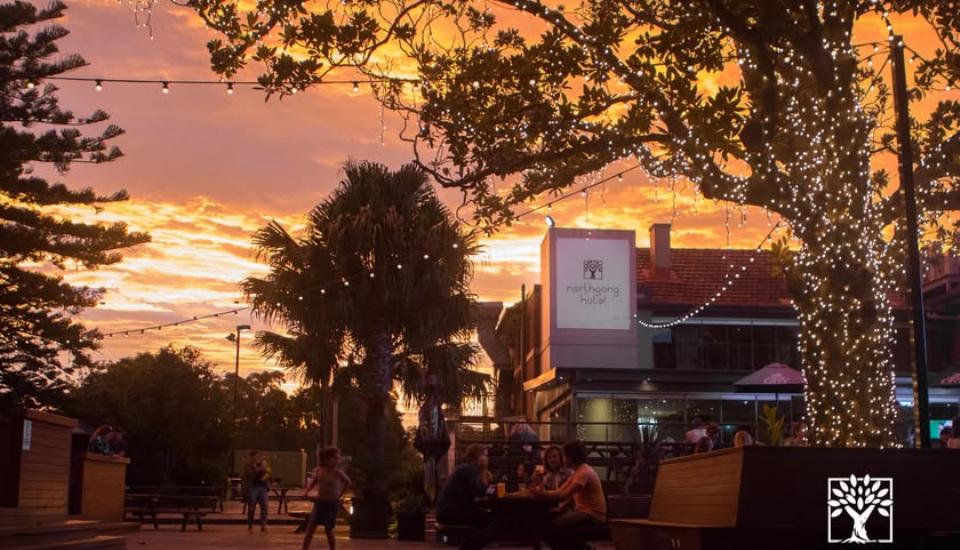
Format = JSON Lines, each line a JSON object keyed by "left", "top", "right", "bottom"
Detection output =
{"left": 649, "top": 223, "right": 671, "bottom": 275}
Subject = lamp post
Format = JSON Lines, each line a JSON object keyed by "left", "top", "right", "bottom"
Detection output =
{"left": 226, "top": 324, "right": 251, "bottom": 474}
{"left": 891, "top": 37, "right": 931, "bottom": 448}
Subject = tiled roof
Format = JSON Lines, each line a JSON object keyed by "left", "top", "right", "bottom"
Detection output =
{"left": 636, "top": 248, "right": 792, "bottom": 308}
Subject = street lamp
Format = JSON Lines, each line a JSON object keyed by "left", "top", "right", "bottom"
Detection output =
{"left": 226, "top": 324, "right": 251, "bottom": 475}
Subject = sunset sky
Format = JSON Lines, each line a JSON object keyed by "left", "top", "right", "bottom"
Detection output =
{"left": 44, "top": 1, "right": 952, "bottom": 381}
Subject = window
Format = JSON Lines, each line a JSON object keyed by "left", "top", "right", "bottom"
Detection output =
{"left": 702, "top": 326, "right": 728, "bottom": 369}
{"left": 661, "top": 323, "right": 799, "bottom": 371}
{"left": 653, "top": 329, "right": 676, "bottom": 369}
{"left": 675, "top": 326, "right": 703, "bottom": 369}
{"left": 729, "top": 326, "right": 753, "bottom": 370}
{"left": 753, "top": 326, "right": 778, "bottom": 367}
{"left": 776, "top": 327, "right": 800, "bottom": 366}
{"left": 721, "top": 399, "right": 756, "bottom": 426}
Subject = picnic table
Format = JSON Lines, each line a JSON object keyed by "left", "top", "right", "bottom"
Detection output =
{"left": 124, "top": 492, "right": 220, "bottom": 531}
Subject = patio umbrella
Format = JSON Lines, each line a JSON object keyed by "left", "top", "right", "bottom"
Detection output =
{"left": 941, "top": 373, "right": 960, "bottom": 386}
{"left": 734, "top": 363, "right": 806, "bottom": 409}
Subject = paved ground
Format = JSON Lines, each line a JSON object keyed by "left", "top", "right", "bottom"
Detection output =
{"left": 127, "top": 525, "right": 615, "bottom": 549}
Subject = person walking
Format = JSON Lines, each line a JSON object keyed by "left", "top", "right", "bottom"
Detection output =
{"left": 303, "top": 447, "right": 351, "bottom": 550}
{"left": 244, "top": 451, "right": 271, "bottom": 533}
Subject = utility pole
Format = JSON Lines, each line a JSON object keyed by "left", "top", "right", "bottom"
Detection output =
{"left": 891, "top": 36, "right": 931, "bottom": 448}
{"left": 226, "top": 324, "right": 251, "bottom": 474}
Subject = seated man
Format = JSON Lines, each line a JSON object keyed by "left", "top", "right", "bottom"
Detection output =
{"left": 531, "top": 441, "right": 606, "bottom": 550}
{"left": 436, "top": 444, "right": 491, "bottom": 529}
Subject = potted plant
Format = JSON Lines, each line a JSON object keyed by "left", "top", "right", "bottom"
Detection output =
{"left": 759, "top": 404, "right": 785, "bottom": 446}
{"left": 394, "top": 493, "right": 426, "bottom": 541}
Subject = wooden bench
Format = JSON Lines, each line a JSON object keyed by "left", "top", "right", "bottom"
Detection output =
{"left": 610, "top": 446, "right": 960, "bottom": 550}
{"left": 124, "top": 494, "right": 218, "bottom": 531}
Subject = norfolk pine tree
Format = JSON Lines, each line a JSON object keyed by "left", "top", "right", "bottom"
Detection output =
{"left": 0, "top": 1, "right": 149, "bottom": 411}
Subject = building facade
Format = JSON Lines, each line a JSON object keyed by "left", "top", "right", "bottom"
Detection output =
{"left": 479, "top": 225, "right": 960, "bottom": 446}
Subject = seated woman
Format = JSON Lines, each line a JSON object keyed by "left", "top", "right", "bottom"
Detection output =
{"left": 532, "top": 445, "right": 573, "bottom": 491}
{"left": 733, "top": 428, "right": 754, "bottom": 447}
{"left": 436, "top": 444, "right": 491, "bottom": 528}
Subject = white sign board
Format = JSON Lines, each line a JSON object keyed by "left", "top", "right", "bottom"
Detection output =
{"left": 555, "top": 237, "right": 631, "bottom": 330}
{"left": 22, "top": 419, "right": 32, "bottom": 450}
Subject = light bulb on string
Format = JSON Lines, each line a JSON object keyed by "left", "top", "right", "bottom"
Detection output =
{"left": 226, "top": 82, "right": 234, "bottom": 95}
{"left": 162, "top": 82, "right": 170, "bottom": 94}
{"left": 95, "top": 79, "right": 103, "bottom": 91}
{"left": 352, "top": 81, "right": 360, "bottom": 93}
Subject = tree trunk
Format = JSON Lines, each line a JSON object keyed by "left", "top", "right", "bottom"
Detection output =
{"left": 793, "top": 222, "right": 900, "bottom": 448}
{"left": 351, "top": 329, "right": 393, "bottom": 538}
{"left": 363, "top": 330, "right": 393, "bottom": 496}
{"left": 844, "top": 505, "right": 875, "bottom": 543}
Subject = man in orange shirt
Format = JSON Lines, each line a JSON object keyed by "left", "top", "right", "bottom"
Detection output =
{"left": 531, "top": 440, "right": 606, "bottom": 550}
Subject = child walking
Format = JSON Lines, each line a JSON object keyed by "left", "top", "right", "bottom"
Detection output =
{"left": 302, "top": 447, "right": 351, "bottom": 550}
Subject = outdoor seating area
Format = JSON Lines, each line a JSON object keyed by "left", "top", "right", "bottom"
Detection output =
{"left": 7, "top": 1, "right": 960, "bottom": 549}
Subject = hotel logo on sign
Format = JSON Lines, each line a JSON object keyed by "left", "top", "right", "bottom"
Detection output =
{"left": 583, "top": 259, "right": 603, "bottom": 280}
{"left": 827, "top": 475, "right": 893, "bottom": 544}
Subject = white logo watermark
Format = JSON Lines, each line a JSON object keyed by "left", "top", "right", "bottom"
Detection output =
{"left": 827, "top": 475, "right": 893, "bottom": 544}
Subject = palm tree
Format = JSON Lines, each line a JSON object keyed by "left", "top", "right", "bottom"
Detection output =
{"left": 242, "top": 161, "right": 487, "bottom": 532}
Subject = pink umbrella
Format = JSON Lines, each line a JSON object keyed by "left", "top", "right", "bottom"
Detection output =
{"left": 940, "top": 373, "right": 960, "bottom": 386}
{"left": 734, "top": 363, "right": 805, "bottom": 390}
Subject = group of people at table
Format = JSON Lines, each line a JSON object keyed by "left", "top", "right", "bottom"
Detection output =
{"left": 437, "top": 440, "right": 605, "bottom": 550}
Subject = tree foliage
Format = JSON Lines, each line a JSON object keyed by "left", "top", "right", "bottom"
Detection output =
{"left": 192, "top": 0, "right": 960, "bottom": 447}
{"left": 243, "top": 160, "right": 487, "bottom": 496}
{"left": 61, "top": 346, "right": 232, "bottom": 485}
{"left": 61, "top": 345, "right": 418, "bottom": 491}
{"left": 0, "top": 0, "right": 149, "bottom": 412}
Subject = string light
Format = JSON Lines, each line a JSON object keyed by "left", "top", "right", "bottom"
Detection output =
{"left": 95, "top": 79, "right": 103, "bottom": 91}
{"left": 637, "top": 223, "right": 781, "bottom": 329}
{"left": 161, "top": 81, "right": 169, "bottom": 94}
{"left": 226, "top": 82, "right": 234, "bottom": 95}
{"left": 96, "top": 242, "right": 466, "bottom": 339}
{"left": 102, "top": 306, "right": 249, "bottom": 338}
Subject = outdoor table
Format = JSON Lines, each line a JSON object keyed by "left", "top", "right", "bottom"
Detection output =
{"left": 480, "top": 492, "right": 560, "bottom": 548}
{"left": 271, "top": 486, "right": 290, "bottom": 514}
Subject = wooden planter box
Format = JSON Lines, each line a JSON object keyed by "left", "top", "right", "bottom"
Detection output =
{"left": 71, "top": 453, "right": 130, "bottom": 522}
{"left": 610, "top": 446, "right": 960, "bottom": 550}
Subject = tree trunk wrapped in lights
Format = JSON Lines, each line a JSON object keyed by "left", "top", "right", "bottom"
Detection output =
{"left": 193, "top": 0, "right": 960, "bottom": 447}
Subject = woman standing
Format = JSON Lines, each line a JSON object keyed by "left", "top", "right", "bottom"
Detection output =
{"left": 303, "top": 447, "right": 351, "bottom": 550}
{"left": 244, "top": 452, "right": 271, "bottom": 533}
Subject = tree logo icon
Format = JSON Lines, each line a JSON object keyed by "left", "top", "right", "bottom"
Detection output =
{"left": 827, "top": 475, "right": 893, "bottom": 544}
{"left": 583, "top": 259, "right": 603, "bottom": 280}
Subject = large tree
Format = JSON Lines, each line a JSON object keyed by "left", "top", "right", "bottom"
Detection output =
{"left": 192, "top": 0, "right": 960, "bottom": 447}
{"left": 242, "top": 160, "right": 485, "bottom": 525}
{"left": 62, "top": 346, "right": 232, "bottom": 485}
{"left": 0, "top": 0, "right": 149, "bottom": 412}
